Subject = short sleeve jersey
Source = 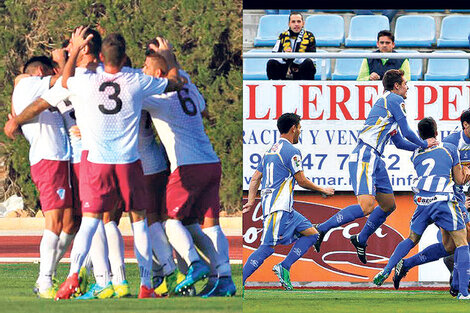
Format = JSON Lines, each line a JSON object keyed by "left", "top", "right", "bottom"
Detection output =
{"left": 256, "top": 138, "right": 303, "bottom": 218}
{"left": 411, "top": 142, "right": 460, "bottom": 195}
{"left": 443, "top": 130, "right": 470, "bottom": 202}
{"left": 143, "top": 74, "right": 218, "bottom": 172}
{"left": 65, "top": 68, "right": 168, "bottom": 164}
{"left": 358, "top": 91, "right": 407, "bottom": 155}
{"left": 12, "top": 76, "right": 70, "bottom": 165}
{"left": 138, "top": 111, "right": 168, "bottom": 175}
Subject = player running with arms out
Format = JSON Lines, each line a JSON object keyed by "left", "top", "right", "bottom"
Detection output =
{"left": 373, "top": 117, "right": 470, "bottom": 300}
{"left": 242, "top": 113, "right": 334, "bottom": 290}
{"left": 314, "top": 69, "right": 438, "bottom": 263}
{"left": 54, "top": 27, "right": 183, "bottom": 300}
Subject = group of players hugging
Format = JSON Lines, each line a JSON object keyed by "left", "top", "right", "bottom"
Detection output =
{"left": 4, "top": 26, "right": 236, "bottom": 300}
{"left": 243, "top": 68, "right": 470, "bottom": 300}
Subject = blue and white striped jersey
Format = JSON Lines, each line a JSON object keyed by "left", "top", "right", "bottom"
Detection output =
{"left": 358, "top": 91, "right": 407, "bottom": 155}
{"left": 411, "top": 143, "right": 460, "bottom": 194}
{"left": 256, "top": 138, "right": 303, "bottom": 218}
{"left": 443, "top": 130, "right": 470, "bottom": 201}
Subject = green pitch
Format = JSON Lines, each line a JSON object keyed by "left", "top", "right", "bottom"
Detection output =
{"left": 0, "top": 263, "right": 241, "bottom": 313}
{"left": 244, "top": 289, "right": 470, "bottom": 313}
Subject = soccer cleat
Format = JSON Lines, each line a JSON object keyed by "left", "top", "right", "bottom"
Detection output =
{"left": 198, "top": 276, "right": 218, "bottom": 297}
{"left": 457, "top": 293, "right": 470, "bottom": 300}
{"left": 138, "top": 285, "right": 156, "bottom": 299}
{"left": 78, "top": 266, "right": 89, "bottom": 295}
{"left": 52, "top": 276, "right": 60, "bottom": 290}
{"left": 33, "top": 282, "right": 40, "bottom": 295}
{"left": 200, "top": 276, "right": 237, "bottom": 298}
{"left": 166, "top": 269, "right": 181, "bottom": 296}
{"left": 313, "top": 224, "right": 325, "bottom": 253}
{"left": 174, "top": 261, "right": 210, "bottom": 294}
{"left": 37, "top": 286, "right": 58, "bottom": 299}
{"left": 373, "top": 269, "right": 389, "bottom": 286}
{"left": 179, "top": 285, "right": 196, "bottom": 297}
{"left": 272, "top": 263, "right": 293, "bottom": 290}
{"left": 55, "top": 273, "right": 80, "bottom": 300}
{"left": 154, "top": 278, "right": 169, "bottom": 297}
{"left": 76, "top": 282, "right": 114, "bottom": 300}
{"left": 449, "top": 272, "right": 458, "bottom": 297}
{"left": 393, "top": 259, "right": 408, "bottom": 290}
{"left": 350, "top": 235, "right": 368, "bottom": 264}
{"left": 113, "top": 280, "right": 131, "bottom": 298}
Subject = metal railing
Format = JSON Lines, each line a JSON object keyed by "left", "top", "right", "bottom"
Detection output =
{"left": 243, "top": 52, "right": 470, "bottom": 80}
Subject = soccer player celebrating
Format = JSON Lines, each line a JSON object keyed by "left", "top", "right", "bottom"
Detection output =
{"left": 242, "top": 113, "right": 334, "bottom": 290}
{"left": 314, "top": 69, "right": 438, "bottom": 264}
{"left": 373, "top": 117, "right": 470, "bottom": 300}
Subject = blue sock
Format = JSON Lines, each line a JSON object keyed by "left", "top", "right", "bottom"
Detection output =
{"left": 280, "top": 234, "right": 319, "bottom": 270}
{"left": 383, "top": 238, "right": 415, "bottom": 275}
{"left": 452, "top": 248, "right": 460, "bottom": 292}
{"left": 403, "top": 242, "right": 449, "bottom": 270}
{"left": 317, "top": 204, "right": 364, "bottom": 233}
{"left": 357, "top": 206, "right": 391, "bottom": 245}
{"left": 243, "top": 245, "right": 274, "bottom": 285}
{"left": 455, "top": 245, "right": 470, "bottom": 296}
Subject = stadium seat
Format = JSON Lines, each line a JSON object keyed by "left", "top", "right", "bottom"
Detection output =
{"left": 305, "top": 15, "right": 344, "bottom": 47}
{"left": 424, "top": 50, "right": 469, "bottom": 81}
{"left": 332, "top": 50, "right": 369, "bottom": 80}
{"left": 396, "top": 50, "right": 423, "bottom": 80}
{"left": 265, "top": 10, "right": 279, "bottom": 15}
{"left": 437, "top": 16, "right": 470, "bottom": 47}
{"left": 315, "top": 49, "right": 331, "bottom": 80}
{"left": 345, "top": 15, "right": 389, "bottom": 47}
{"left": 243, "top": 49, "right": 270, "bottom": 80}
{"left": 394, "top": 15, "right": 436, "bottom": 47}
{"left": 254, "top": 15, "right": 290, "bottom": 47}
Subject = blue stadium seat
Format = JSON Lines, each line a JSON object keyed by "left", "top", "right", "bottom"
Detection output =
{"left": 332, "top": 50, "right": 369, "bottom": 80}
{"left": 437, "top": 16, "right": 470, "bottom": 47}
{"left": 395, "top": 50, "right": 423, "bottom": 81}
{"left": 449, "top": 9, "right": 470, "bottom": 13}
{"left": 265, "top": 10, "right": 279, "bottom": 15}
{"left": 395, "top": 15, "right": 436, "bottom": 47}
{"left": 305, "top": 15, "right": 344, "bottom": 47}
{"left": 405, "top": 9, "right": 445, "bottom": 12}
{"left": 424, "top": 51, "right": 469, "bottom": 81}
{"left": 243, "top": 49, "right": 270, "bottom": 80}
{"left": 254, "top": 15, "right": 290, "bottom": 47}
{"left": 345, "top": 15, "right": 389, "bottom": 47}
{"left": 315, "top": 49, "right": 331, "bottom": 80}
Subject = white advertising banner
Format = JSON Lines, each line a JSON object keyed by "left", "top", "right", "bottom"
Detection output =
{"left": 243, "top": 81, "right": 470, "bottom": 191}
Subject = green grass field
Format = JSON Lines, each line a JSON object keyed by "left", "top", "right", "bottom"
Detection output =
{"left": 243, "top": 288, "right": 470, "bottom": 313}
{"left": 0, "top": 263, "right": 241, "bottom": 313}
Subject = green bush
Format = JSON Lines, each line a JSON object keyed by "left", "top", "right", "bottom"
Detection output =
{"left": 0, "top": 0, "right": 242, "bottom": 214}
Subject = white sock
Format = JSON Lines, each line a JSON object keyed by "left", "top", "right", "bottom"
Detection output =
{"left": 53, "top": 232, "right": 75, "bottom": 274}
{"left": 165, "top": 219, "right": 200, "bottom": 265}
{"left": 203, "top": 225, "right": 232, "bottom": 277}
{"left": 149, "top": 222, "right": 176, "bottom": 276}
{"left": 38, "top": 229, "right": 59, "bottom": 291}
{"left": 68, "top": 217, "right": 100, "bottom": 277}
{"left": 83, "top": 253, "right": 93, "bottom": 275}
{"left": 89, "top": 220, "right": 111, "bottom": 286}
{"left": 185, "top": 223, "right": 220, "bottom": 277}
{"left": 104, "top": 221, "right": 126, "bottom": 285}
{"left": 132, "top": 219, "right": 152, "bottom": 288}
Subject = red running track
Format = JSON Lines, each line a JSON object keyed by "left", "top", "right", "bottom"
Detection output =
{"left": 0, "top": 236, "right": 242, "bottom": 260}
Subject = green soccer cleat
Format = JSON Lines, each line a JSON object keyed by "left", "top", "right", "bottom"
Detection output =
{"left": 113, "top": 280, "right": 131, "bottom": 298}
{"left": 166, "top": 269, "right": 181, "bottom": 296}
{"left": 37, "top": 286, "right": 58, "bottom": 299}
{"left": 77, "top": 266, "right": 89, "bottom": 296}
{"left": 76, "top": 282, "right": 114, "bottom": 300}
{"left": 272, "top": 263, "right": 293, "bottom": 290}
{"left": 373, "top": 269, "right": 390, "bottom": 286}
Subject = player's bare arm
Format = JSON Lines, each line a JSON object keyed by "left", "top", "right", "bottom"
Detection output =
{"left": 243, "top": 170, "right": 262, "bottom": 214}
{"left": 62, "top": 26, "right": 93, "bottom": 88}
{"left": 294, "top": 170, "right": 335, "bottom": 197}
{"left": 452, "top": 163, "right": 470, "bottom": 185}
{"left": 4, "top": 98, "right": 51, "bottom": 139}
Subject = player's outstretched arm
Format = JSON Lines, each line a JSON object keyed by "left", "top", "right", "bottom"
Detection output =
{"left": 390, "top": 130, "right": 420, "bottom": 151}
{"left": 4, "top": 98, "right": 51, "bottom": 139}
{"left": 294, "top": 170, "right": 335, "bottom": 197}
{"left": 62, "top": 26, "right": 93, "bottom": 88}
{"left": 243, "top": 170, "right": 262, "bottom": 214}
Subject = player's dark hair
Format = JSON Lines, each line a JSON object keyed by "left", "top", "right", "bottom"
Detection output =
{"left": 101, "top": 33, "right": 126, "bottom": 67}
{"left": 123, "top": 56, "right": 132, "bottom": 67}
{"left": 71, "top": 26, "right": 102, "bottom": 59}
{"left": 145, "top": 38, "right": 159, "bottom": 56}
{"left": 289, "top": 11, "right": 304, "bottom": 22}
{"left": 461, "top": 109, "right": 470, "bottom": 128}
{"left": 383, "top": 69, "right": 404, "bottom": 91}
{"left": 377, "top": 30, "right": 394, "bottom": 42}
{"left": 277, "top": 113, "right": 301, "bottom": 134}
{"left": 418, "top": 117, "right": 437, "bottom": 140}
{"left": 23, "top": 56, "right": 54, "bottom": 74}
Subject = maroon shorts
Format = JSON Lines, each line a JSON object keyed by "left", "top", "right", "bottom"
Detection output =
{"left": 30, "top": 159, "right": 73, "bottom": 212}
{"left": 143, "top": 171, "right": 169, "bottom": 217}
{"left": 166, "top": 163, "right": 221, "bottom": 220}
{"left": 71, "top": 162, "right": 81, "bottom": 215}
{"left": 79, "top": 151, "right": 146, "bottom": 214}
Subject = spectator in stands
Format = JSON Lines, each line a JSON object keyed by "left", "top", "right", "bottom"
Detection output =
{"left": 266, "top": 12, "right": 316, "bottom": 80}
{"left": 357, "top": 30, "right": 411, "bottom": 81}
